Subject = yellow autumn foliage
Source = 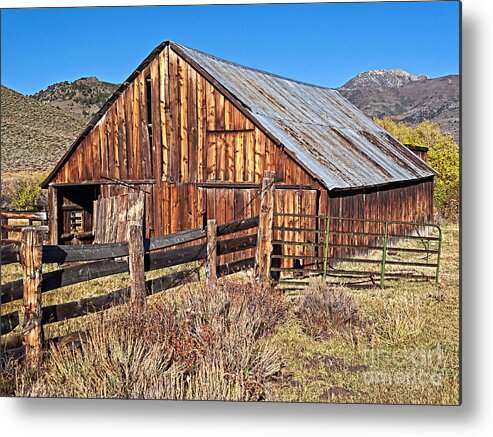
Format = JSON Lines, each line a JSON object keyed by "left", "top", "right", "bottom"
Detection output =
{"left": 375, "top": 118, "right": 459, "bottom": 220}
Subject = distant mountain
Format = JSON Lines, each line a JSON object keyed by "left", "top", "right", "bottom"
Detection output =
{"left": 1, "top": 85, "right": 86, "bottom": 173}
{"left": 337, "top": 70, "right": 459, "bottom": 143}
{"left": 341, "top": 69, "right": 430, "bottom": 89}
{"left": 31, "top": 77, "right": 117, "bottom": 122}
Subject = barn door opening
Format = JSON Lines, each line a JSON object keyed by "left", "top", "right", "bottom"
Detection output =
{"left": 57, "top": 185, "right": 100, "bottom": 245}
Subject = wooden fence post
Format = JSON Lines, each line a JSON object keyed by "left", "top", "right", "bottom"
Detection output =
{"left": 206, "top": 219, "right": 217, "bottom": 287}
{"left": 21, "top": 227, "right": 44, "bottom": 369}
{"left": 255, "top": 170, "right": 275, "bottom": 285}
{"left": 127, "top": 223, "right": 146, "bottom": 307}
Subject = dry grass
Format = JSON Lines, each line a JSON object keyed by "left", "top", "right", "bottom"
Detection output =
{"left": 3, "top": 281, "right": 288, "bottom": 400}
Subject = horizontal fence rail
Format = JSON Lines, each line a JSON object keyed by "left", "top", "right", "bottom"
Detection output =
{"left": 1, "top": 211, "right": 48, "bottom": 246}
{"left": 0, "top": 216, "right": 260, "bottom": 358}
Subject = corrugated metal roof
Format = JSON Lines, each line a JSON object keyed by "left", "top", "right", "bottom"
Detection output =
{"left": 177, "top": 43, "right": 437, "bottom": 190}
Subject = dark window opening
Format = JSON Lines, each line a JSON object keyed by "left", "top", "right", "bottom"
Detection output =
{"left": 57, "top": 185, "right": 100, "bottom": 245}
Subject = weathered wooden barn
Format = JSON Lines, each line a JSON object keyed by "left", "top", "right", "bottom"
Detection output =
{"left": 41, "top": 41, "right": 436, "bottom": 254}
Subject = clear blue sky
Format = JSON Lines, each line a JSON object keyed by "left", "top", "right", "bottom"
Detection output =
{"left": 1, "top": 1, "right": 460, "bottom": 95}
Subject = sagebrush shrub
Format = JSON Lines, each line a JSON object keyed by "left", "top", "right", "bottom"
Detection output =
{"left": 297, "top": 280, "right": 360, "bottom": 338}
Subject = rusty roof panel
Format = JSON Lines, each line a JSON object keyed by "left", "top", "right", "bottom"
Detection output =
{"left": 177, "top": 43, "right": 437, "bottom": 190}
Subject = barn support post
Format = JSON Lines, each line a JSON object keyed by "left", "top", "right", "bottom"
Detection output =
{"left": 206, "top": 219, "right": 217, "bottom": 287}
{"left": 21, "top": 227, "right": 44, "bottom": 369}
{"left": 255, "top": 170, "right": 275, "bottom": 285}
{"left": 48, "top": 185, "right": 59, "bottom": 245}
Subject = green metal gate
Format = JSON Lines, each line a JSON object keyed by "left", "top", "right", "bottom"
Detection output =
{"left": 271, "top": 214, "right": 442, "bottom": 288}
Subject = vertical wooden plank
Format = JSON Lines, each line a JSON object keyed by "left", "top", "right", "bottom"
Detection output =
{"left": 188, "top": 65, "right": 198, "bottom": 182}
{"left": 197, "top": 73, "right": 206, "bottom": 182}
{"left": 178, "top": 55, "right": 188, "bottom": 182}
{"left": 97, "top": 119, "right": 108, "bottom": 176}
{"left": 234, "top": 131, "right": 245, "bottom": 181}
{"left": 168, "top": 48, "right": 180, "bottom": 182}
{"left": 232, "top": 104, "right": 244, "bottom": 130}
{"left": 132, "top": 79, "right": 141, "bottom": 180}
{"left": 215, "top": 87, "right": 225, "bottom": 131}
{"left": 116, "top": 97, "right": 126, "bottom": 180}
{"left": 225, "top": 133, "right": 235, "bottom": 181}
{"left": 77, "top": 146, "right": 83, "bottom": 182}
{"left": 255, "top": 171, "right": 275, "bottom": 284}
{"left": 124, "top": 84, "right": 134, "bottom": 179}
{"left": 254, "top": 128, "right": 266, "bottom": 184}
{"left": 206, "top": 219, "right": 217, "bottom": 287}
{"left": 206, "top": 132, "right": 217, "bottom": 180}
{"left": 21, "top": 227, "right": 44, "bottom": 369}
{"left": 109, "top": 109, "right": 119, "bottom": 179}
{"left": 139, "top": 70, "right": 151, "bottom": 179}
{"left": 197, "top": 185, "right": 205, "bottom": 228}
{"left": 216, "top": 132, "right": 225, "bottom": 180}
{"left": 151, "top": 59, "right": 163, "bottom": 234}
{"left": 206, "top": 81, "right": 216, "bottom": 131}
{"left": 265, "top": 138, "right": 275, "bottom": 175}
{"left": 170, "top": 184, "right": 179, "bottom": 233}
{"left": 89, "top": 128, "right": 100, "bottom": 181}
{"left": 245, "top": 130, "right": 255, "bottom": 182}
{"left": 162, "top": 182, "right": 171, "bottom": 235}
{"left": 159, "top": 48, "right": 169, "bottom": 182}
{"left": 224, "top": 99, "right": 233, "bottom": 130}
{"left": 83, "top": 134, "right": 93, "bottom": 181}
{"left": 149, "top": 60, "right": 161, "bottom": 181}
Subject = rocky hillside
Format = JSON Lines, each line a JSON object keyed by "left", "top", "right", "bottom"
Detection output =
{"left": 1, "top": 85, "right": 86, "bottom": 172}
{"left": 31, "top": 77, "right": 117, "bottom": 121}
{"left": 338, "top": 70, "right": 459, "bottom": 143}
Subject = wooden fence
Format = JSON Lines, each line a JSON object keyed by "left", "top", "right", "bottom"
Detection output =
{"left": 1, "top": 211, "right": 48, "bottom": 246}
{"left": 0, "top": 215, "right": 260, "bottom": 364}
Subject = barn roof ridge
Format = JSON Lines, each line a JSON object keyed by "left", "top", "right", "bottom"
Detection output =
{"left": 41, "top": 40, "right": 436, "bottom": 190}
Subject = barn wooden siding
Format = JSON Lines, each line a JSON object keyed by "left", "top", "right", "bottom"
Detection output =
{"left": 49, "top": 45, "right": 321, "bottom": 242}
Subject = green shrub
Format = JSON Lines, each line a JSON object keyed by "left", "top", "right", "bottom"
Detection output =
{"left": 375, "top": 118, "right": 459, "bottom": 221}
{"left": 1, "top": 175, "right": 45, "bottom": 210}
